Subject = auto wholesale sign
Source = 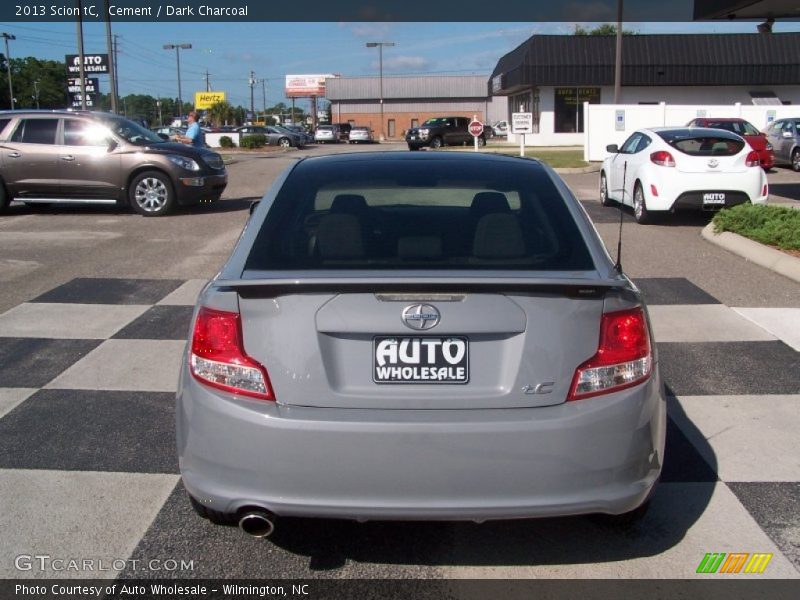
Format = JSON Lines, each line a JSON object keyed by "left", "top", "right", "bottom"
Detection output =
{"left": 285, "top": 74, "right": 337, "bottom": 98}
{"left": 67, "top": 78, "right": 99, "bottom": 94}
{"left": 194, "top": 91, "right": 226, "bottom": 110}
{"left": 65, "top": 54, "right": 109, "bottom": 75}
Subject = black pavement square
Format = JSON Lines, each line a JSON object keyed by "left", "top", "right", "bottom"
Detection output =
{"left": 658, "top": 341, "right": 800, "bottom": 396}
{"left": 112, "top": 306, "right": 194, "bottom": 340}
{"left": 0, "top": 338, "right": 101, "bottom": 388}
{"left": 728, "top": 482, "right": 800, "bottom": 570}
{"left": 0, "top": 389, "right": 178, "bottom": 474}
{"left": 633, "top": 278, "right": 720, "bottom": 305}
{"left": 580, "top": 201, "right": 634, "bottom": 224}
{"left": 660, "top": 417, "right": 718, "bottom": 483}
{"left": 31, "top": 278, "right": 184, "bottom": 305}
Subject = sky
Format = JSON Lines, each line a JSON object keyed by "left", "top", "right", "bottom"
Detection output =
{"left": 1, "top": 20, "right": 799, "bottom": 113}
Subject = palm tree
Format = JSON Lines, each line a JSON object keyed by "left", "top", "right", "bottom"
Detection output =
{"left": 206, "top": 100, "right": 235, "bottom": 127}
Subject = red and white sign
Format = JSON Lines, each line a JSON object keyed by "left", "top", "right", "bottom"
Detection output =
{"left": 284, "top": 74, "right": 338, "bottom": 98}
{"left": 468, "top": 120, "right": 484, "bottom": 137}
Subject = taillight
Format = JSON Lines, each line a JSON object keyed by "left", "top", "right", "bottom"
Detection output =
{"left": 190, "top": 307, "right": 274, "bottom": 401}
{"left": 568, "top": 307, "right": 652, "bottom": 401}
{"left": 745, "top": 150, "right": 760, "bottom": 167}
{"left": 650, "top": 151, "right": 675, "bottom": 167}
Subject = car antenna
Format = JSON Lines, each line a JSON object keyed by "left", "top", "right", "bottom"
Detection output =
{"left": 614, "top": 160, "right": 627, "bottom": 273}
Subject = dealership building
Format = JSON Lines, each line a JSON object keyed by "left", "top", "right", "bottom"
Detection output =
{"left": 490, "top": 32, "right": 800, "bottom": 145}
{"left": 325, "top": 75, "right": 507, "bottom": 139}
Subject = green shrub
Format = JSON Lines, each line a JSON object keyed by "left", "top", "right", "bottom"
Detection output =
{"left": 713, "top": 204, "right": 800, "bottom": 251}
{"left": 240, "top": 134, "right": 266, "bottom": 149}
{"left": 219, "top": 135, "right": 235, "bottom": 148}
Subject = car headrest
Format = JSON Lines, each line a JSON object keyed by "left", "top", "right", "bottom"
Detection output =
{"left": 397, "top": 236, "right": 442, "bottom": 260}
{"left": 316, "top": 214, "right": 364, "bottom": 260}
{"left": 473, "top": 213, "right": 525, "bottom": 259}
{"left": 331, "top": 194, "right": 369, "bottom": 216}
{"left": 470, "top": 192, "right": 511, "bottom": 219}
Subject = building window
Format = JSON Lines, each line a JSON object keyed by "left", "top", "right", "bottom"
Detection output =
{"left": 388, "top": 119, "right": 396, "bottom": 138}
{"left": 554, "top": 87, "right": 600, "bottom": 133}
{"left": 510, "top": 89, "right": 540, "bottom": 133}
{"left": 411, "top": 118, "right": 419, "bottom": 129}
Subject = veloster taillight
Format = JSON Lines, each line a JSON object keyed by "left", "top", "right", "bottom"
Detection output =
{"left": 745, "top": 150, "right": 760, "bottom": 167}
{"left": 190, "top": 307, "right": 274, "bottom": 400}
{"left": 568, "top": 307, "right": 652, "bottom": 401}
{"left": 650, "top": 151, "right": 675, "bottom": 167}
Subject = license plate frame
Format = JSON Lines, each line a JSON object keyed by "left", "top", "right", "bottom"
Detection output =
{"left": 703, "top": 192, "right": 726, "bottom": 206}
{"left": 373, "top": 336, "right": 469, "bottom": 384}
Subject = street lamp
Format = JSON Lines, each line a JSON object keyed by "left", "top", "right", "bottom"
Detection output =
{"left": 163, "top": 43, "right": 192, "bottom": 120}
{"left": 366, "top": 41, "right": 395, "bottom": 141}
{"left": 1, "top": 33, "right": 16, "bottom": 110}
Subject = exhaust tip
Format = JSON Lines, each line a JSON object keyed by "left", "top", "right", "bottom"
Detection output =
{"left": 238, "top": 510, "right": 275, "bottom": 538}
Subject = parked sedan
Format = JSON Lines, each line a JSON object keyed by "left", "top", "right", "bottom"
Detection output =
{"left": 687, "top": 117, "right": 774, "bottom": 170}
{"left": 347, "top": 126, "right": 374, "bottom": 143}
{"left": 177, "top": 152, "right": 665, "bottom": 538}
{"left": 600, "top": 127, "right": 768, "bottom": 224}
{"left": 314, "top": 125, "right": 339, "bottom": 143}
{"left": 764, "top": 118, "right": 800, "bottom": 172}
{"left": 234, "top": 126, "right": 304, "bottom": 148}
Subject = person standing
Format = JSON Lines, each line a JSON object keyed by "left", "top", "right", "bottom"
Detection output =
{"left": 175, "top": 111, "right": 205, "bottom": 148}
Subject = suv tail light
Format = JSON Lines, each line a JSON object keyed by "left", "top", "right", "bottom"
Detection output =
{"left": 745, "top": 150, "right": 760, "bottom": 167}
{"left": 568, "top": 307, "right": 652, "bottom": 401}
{"left": 190, "top": 307, "right": 274, "bottom": 401}
{"left": 650, "top": 151, "right": 675, "bottom": 167}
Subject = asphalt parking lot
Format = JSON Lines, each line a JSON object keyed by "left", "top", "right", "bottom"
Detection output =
{"left": 0, "top": 142, "right": 798, "bottom": 581}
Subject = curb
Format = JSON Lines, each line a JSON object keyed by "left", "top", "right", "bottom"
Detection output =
{"left": 701, "top": 222, "right": 800, "bottom": 284}
{"left": 554, "top": 164, "right": 602, "bottom": 174}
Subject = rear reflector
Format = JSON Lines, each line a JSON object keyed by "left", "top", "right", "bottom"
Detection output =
{"left": 650, "top": 151, "right": 675, "bottom": 167}
{"left": 763, "top": 184, "right": 768, "bottom": 197}
{"left": 650, "top": 184, "right": 659, "bottom": 197}
{"left": 745, "top": 150, "right": 760, "bottom": 167}
{"left": 568, "top": 307, "right": 652, "bottom": 401}
{"left": 190, "top": 307, "right": 274, "bottom": 400}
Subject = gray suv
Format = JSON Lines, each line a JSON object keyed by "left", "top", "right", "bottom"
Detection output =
{"left": 764, "top": 118, "right": 800, "bottom": 171}
{"left": 0, "top": 110, "right": 227, "bottom": 216}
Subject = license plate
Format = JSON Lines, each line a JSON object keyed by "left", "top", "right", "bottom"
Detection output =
{"left": 409, "top": 135, "right": 417, "bottom": 140}
{"left": 373, "top": 336, "right": 469, "bottom": 384}
{"left": 703, "top": 192, "right": 726, "bottom": 205}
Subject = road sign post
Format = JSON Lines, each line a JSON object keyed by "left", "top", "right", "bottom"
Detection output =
{"left": 511, "top": 111, "right": 533, "bottom": 157}
{"left": 469, "top": 116, "right": 484, "bottom": 153}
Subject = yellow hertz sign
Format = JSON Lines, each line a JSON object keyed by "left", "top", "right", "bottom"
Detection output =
{"left": 194, "top": 91, "right": 226, "bottom": 110}
{"left": 696, "top": 553, "right": 773, "bottom": 574}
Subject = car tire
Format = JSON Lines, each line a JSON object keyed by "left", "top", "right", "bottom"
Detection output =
{"left": 792, "top": 149, "right": 800, "bottom": 172}
{"left": 408, "top": 144, "right": 420, "bottom": 151}
{"left": 633, "top": 182, "right": 651, "bottom": 225}
{"left": 600, "top": 172, "right": 614, "bottom": 207}
{"left": 477, "top": 136, "right": 486, "bottom": 147}
{"left": 0, "top": 181, "right": 10, "bottom": 213}
{"left": 430, "top": 137, "right": 443, "bottom": 149}
{"left": 278, "top": 138, "right": 291, "bottom": 149}
{"left": 129, "top": 171, "right": 175, "bottom": 217}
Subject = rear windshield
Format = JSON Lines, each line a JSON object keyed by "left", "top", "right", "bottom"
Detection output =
{"left": 658, "top": 132, "right": 744, "bottom": 157}
{"left": 703, "top": 121, "right": 760, "bottom": 136}
{"left": 244, "top": 157, "right": 595, "bottom": 272}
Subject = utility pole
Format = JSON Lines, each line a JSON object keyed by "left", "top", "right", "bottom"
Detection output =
{"left": 163, "top": 43, "right": 192, "bottom": 120}
{"left": 260, "top": 79, "right": 266, "bottom": 122}
{"left": 103, "top": 0, "right": 118, "bottom": 113}
{"left": 76, "top": 0, "right": 86, "bottom": 110}
{"left": 204, "top": 69, "right": 211, "bottom": 92}
{"left": 1, "top": 33, "right": 15, "bottom": 109}
{"left": 248, "top": 70, "right": 255, "bottom": 122}
{"left": 33, "top": 80, "right": 39, "bottom": 109}
{"left": 614, "top": 0, "right": 623, "bottom": 104}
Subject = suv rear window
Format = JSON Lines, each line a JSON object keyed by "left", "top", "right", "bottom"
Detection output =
{"left": 658, "top": 131, "right": 744, "bottom": 157}
{"left": 244, "top": 158, "right": 594, "bottom": 272}
{"left": 703, "top": 120, "right": 760, "bottom": 136}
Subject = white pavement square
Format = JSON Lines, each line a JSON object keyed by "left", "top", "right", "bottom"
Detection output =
{"left": 669, "top": 395, "right": 800, "bottom": 483}
{"left": 733, "top": 307, "right": 800, "bottom": 351}
{"left": 45, "top": 339, "right": 187, "bottom": 392}
{"left": 0, "top": 469, "right": 178, "bottom": 579}
{"left": 156, "top": 279, "right": 208, "bottom": 306}
{"left": 648, "top": 304, "right": 778, "bottom": 343}
{"left": 0, "top": 303, "right": 149, "bottom": 339}
{"left": 0, "top": 389, "right": 36, "bottom": 420}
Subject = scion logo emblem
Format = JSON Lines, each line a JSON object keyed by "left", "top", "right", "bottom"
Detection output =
{"left": 402, "top": 304, "right": 440, "bottom": 330}
{"left": 707, "top": 159, "right": 719, "bottom": 168}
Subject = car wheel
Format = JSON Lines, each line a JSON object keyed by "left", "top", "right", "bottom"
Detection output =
{"left": 129, "top": 171, "right": 175, "bottom": 217}
{"left": 600, "top": 172, "right": 614, "bottom": 207}
{"left": 477, "top": 136, "right": 486, "bottom": 147}
{"left": 430, "top": 137, "right": 443, "bottom": 149}
{"left": 633, "top": 182, "right": 651, "bottom": 225}
{"left": 278, "top": 138, "right": 291, "bottom": 149}
{"left": 792, "top": 149, "right": 800, "bottom": 172}
{"left": 0, "top": 182, "right": 10, "bottom": 213}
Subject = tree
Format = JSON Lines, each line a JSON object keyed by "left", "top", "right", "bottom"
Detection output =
{"left": 0, "top": 57, "right": 68, "bottom": 110}
{"left": 206, "top": 100, "right": 235, "bottom": 127}
{"left": 573, "top": 23, "right": 636, "bottom": 36}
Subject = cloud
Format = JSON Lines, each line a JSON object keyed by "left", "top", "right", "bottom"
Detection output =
{"left": 376, "top": 55, "right": 433, "bottom": 73}
{"left": 340, "top": 22, "right": 392, "bottom": 39}
{"left": 221, "top": 51, "right": 271, "bottom": 66}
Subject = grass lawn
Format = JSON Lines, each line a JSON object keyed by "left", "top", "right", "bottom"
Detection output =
{"left": 713, "top": 204, "right": 800, "bottom": 254}
{"left": 444, "top": 147, "right": 589, "bottom": 168}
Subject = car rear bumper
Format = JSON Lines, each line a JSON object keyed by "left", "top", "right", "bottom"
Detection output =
{"left": 174, "top": 173, "right": 227, "bottom": 205}
{"left": 644, "top": 169, "right": 767, "bottom": 211}
{"left": 177, "top": 367, "right": 666, "bottom": 521}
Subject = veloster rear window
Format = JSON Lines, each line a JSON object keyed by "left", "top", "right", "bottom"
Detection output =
{"left": 244, "top": 157, "right": 595, "bottom": 272}
{"left": 658, "top": 132, "right": 744, "bottom": 157}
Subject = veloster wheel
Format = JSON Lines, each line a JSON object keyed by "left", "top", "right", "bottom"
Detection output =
{"left": 633, "top": 183, "right": 651, "bottom": 225}
{"left": 129, "top": 171, "right": 175, "bottom": 217}
{"left": 600, "top": 172, "right": 614, "bottom": 207}
{"left": 430, "top": 137, "right": 443, "bottom": 149}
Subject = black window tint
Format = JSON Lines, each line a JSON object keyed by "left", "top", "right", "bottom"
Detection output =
{"left": 664, "top": 135, "right": 744, "bottom": 156}
{"left": 0, "top": 118, "right": 10, "bottom": 137}
{"left": 634, "top": 135, "right": 651, "bottom": 153}
{"left": 620, "top": 134, "right": 641, "bottom": 154}
{"left": 12, "top": 119, "right": 58, "bottom": 144}
{"left": 63, "top": 119, "right": 109, "bottom": 146}
{"left": 244, "top": 158, "right": 595, "bottom": 272}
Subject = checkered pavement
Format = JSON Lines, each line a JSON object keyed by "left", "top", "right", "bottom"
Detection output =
{"left": 0, "top": 277, "right": 798, "bottom": 580}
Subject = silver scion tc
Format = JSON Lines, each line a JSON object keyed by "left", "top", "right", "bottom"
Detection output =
{"left": 177, "top": 152, "right": 666, "bottom": 537}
